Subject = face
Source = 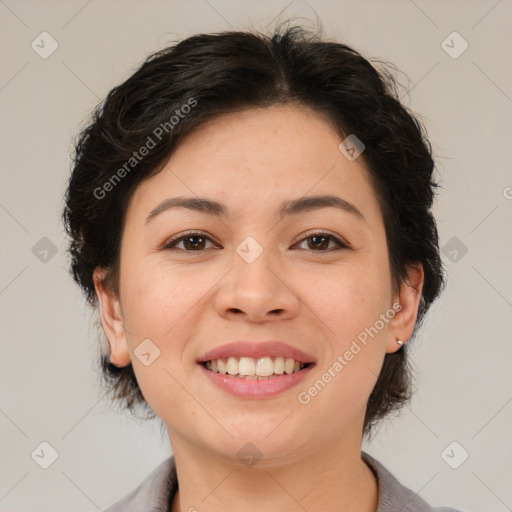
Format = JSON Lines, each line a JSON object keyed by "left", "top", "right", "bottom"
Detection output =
{"left": 95, "top": 105, "right": 423, "bottom": 464}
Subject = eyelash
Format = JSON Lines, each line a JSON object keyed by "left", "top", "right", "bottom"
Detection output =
{"left": 162, "top": 230, "right": 349, "bottom": 253}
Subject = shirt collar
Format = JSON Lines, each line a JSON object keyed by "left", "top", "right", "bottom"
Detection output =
{"left": 106, "top": 450, "right": 435, "bottom": 512}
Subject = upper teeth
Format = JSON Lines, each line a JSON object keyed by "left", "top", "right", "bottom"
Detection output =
{"left": 205, "top": 356, "right": 306, "bottom": 376}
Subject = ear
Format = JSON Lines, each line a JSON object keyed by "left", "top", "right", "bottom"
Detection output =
{"left": 92, "top": 266, "right": 131, "bottom": 367}
{"left": 385, "top": 262, "right": 424, "bottom": 354}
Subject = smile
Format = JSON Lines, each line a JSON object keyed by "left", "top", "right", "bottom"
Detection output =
{"left": 203, "top": 356, "right": 311, "bottom": 379}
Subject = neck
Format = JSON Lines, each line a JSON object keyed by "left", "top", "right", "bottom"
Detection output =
{"left": 169, "top": 434, "right": 378, "bottom": 512}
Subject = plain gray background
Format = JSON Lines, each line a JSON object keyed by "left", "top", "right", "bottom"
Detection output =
{"left": 1, "top": 1, "right": 511, "bottom": 511}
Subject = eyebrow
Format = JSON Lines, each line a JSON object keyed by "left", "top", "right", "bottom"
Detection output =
{"left": 145, "top": 194, "right": 365, "bottom": 224}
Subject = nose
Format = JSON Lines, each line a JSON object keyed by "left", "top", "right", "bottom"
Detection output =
{"left": 213, "top": 243, "right": 300, "bottom": 323}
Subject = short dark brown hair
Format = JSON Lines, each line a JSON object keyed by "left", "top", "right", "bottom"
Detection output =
{"left": 62, "top": 24, "right": 445, "bottom": 438}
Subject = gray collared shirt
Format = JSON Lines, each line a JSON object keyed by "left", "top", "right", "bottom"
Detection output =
{"left": 104, "top": 451, "right": 462, "bottom": 511}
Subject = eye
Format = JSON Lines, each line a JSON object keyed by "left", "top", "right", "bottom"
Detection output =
{"left": 162, "top": 231, "right": 218, "bottom": 251}
{"left": 294, "top": 231, "right": 348, "bottom": 252}
{"left": 162, "top": 230, "right": 349, "bottom": 253}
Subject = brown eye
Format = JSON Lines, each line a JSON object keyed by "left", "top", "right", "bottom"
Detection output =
{"left": 181, "top": 235, "right": 207, "bottom": 250}
{"left": 296, "top": 232, "right": 348, "bottom": 252}
{"left": 307, "top": 235, "right": 330, "bottom": 250}
{"left": 163, "top": 232, "right": 216, "bottom": 251}
{"left": 163, "top": 231, "right": 348, "bottom": 253}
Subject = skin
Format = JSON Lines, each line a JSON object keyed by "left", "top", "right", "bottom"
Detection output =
{"left": 94, "top": 105, "right": 423, "bottom": 512}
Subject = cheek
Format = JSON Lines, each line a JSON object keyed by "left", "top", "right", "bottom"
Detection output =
{"left": 297, "top": 274, "right": 391, "bottom": 432}
{"left": 121, "top": 260, "right": 208, "bottom": 343}
{"left": 298, "top": 259, "right": 391, "bottom": 404}
{"left": 121, "top": 267, "right": 206, "bottom": 420}
{"left": 301, "top": 260, "right": 392, "bottom": 344}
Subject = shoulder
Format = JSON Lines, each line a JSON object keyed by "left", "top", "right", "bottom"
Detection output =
{"left": 103, "top": 456, "right": 177, "bottom": 512}
{"left": 361, "top": 451, "right": 464, "bottom": 512}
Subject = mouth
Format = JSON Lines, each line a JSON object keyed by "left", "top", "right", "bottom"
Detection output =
{"left": 200, "top": 356, "right": 314, "bottom": 380}
{"left": 196, "top": 341, "right": 316, "bottom": 397}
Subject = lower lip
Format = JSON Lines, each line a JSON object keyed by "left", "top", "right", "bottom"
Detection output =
{"left": 197, "top": 363, "right": 315, "bottom": 398}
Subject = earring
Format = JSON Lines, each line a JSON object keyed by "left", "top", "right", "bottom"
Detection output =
{"left": 396, "top": 338, "right": 404, "bottom": 346}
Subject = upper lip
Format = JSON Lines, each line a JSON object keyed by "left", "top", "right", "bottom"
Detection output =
{"left": 197, "top": 341, "right": 316, "bottom": 364}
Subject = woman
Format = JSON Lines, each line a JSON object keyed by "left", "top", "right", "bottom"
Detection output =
{"left": 62, "top": 24, "right": 462, "bottom": 512}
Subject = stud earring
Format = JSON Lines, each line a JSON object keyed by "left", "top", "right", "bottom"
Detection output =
{"left": 396, "top": 339, "right": 404, "bottom": 346}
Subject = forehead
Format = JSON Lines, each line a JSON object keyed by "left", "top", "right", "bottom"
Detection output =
{"left": 126, "top": 106, "right": 382, "bottom": 227}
